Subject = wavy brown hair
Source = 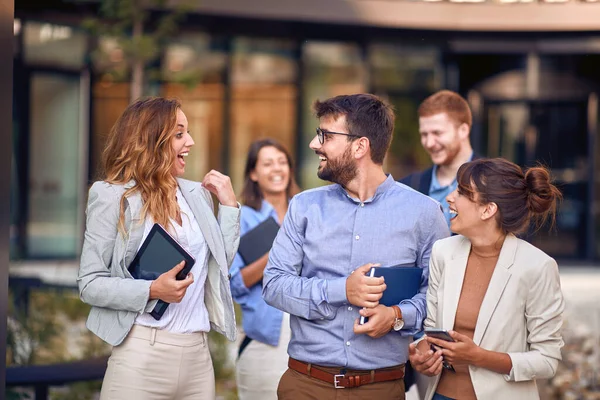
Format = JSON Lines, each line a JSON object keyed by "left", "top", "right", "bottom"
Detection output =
{"left": 102, "top": 97, "right": 181, "bottom": 235}
{"left": 240, "top": 138, "right": 300, "bottom": 211}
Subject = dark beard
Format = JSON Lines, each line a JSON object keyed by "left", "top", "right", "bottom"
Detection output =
{"left": 317, "top": 147, "right": 357, "bottom": 186}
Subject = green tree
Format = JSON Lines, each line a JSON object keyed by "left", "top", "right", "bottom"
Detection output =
{"left": 77, "top": 0, "right": 191, "bottom": 102}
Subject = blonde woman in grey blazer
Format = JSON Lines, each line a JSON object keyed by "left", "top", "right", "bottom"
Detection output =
{"left": 409, "top": 158, "right": 564, "bottom": 400}
{"left": 78, "top": 97, "right": 240, "bottom": 400}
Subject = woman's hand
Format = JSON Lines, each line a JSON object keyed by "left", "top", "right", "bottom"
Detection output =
{"left": 426, "top": 330, "right": 483, "bottom": 367}
{"left": 202, "top": 170, "right": 237, "bottom": 207}
{"left": 408, "top": 341, "right": 444, "bottom": 376}
{"left": 149, "top": 261, "right": 194, "bottom": 303}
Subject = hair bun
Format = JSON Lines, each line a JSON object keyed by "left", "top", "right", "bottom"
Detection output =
{"left": 524, "top": 167, "right": 560, "bottom": 214}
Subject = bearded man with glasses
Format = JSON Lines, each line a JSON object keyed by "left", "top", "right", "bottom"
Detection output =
{"left": 263, "top": 93, "right": 449, "bottom": 400}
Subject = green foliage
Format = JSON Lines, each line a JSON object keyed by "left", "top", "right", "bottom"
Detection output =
{"left": 78, "top": 0, "right": 191, "bottom": 78}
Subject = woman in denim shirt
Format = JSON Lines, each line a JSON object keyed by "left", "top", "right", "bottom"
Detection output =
{"left": 230, "top": 139, "right": 300, "bottom": 400}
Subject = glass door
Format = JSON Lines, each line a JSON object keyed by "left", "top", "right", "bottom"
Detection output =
{"left": 484, "top": 99, "right": 593, "bottom": 260}
{"left": 26, "top": 72, "right": 88, "bottom": 258}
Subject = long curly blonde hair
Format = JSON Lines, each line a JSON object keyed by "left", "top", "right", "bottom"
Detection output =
{"left": 102, "top": 97, "right": 181, "bottom": 235}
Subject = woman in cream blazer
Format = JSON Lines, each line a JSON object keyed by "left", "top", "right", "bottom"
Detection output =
{"left": 409, "top": 158, "right": 565, "bottom": 400}
{"left": 77, "top": 97, "right": 240, "bottom": 400}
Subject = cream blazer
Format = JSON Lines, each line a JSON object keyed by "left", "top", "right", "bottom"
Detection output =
{"left": 423, "top": 234, "right": 564, "bottom": 400}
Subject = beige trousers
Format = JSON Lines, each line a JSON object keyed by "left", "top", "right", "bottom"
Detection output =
{"left": 100, "top": 325, "right": 215, "bottom": 400}
{"left": 235, "top": 313, "right": 291, "bottom": 400}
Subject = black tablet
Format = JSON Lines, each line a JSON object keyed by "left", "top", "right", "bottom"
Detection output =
{"left": 128, "top": 223, "right": 195, "bottom": 320}
{"left": 238, "top": 217, "right": 280, "bottom": 264}
{"left": 128, "top": 223, "right": 196, "bottom": 281}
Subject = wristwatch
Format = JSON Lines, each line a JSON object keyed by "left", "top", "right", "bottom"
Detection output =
{"left": 391, "top": 305, "right": 404, "bottom": 331}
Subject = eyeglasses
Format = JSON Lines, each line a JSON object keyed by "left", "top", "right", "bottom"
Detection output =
{"left": 315, "top": 127, "right": 361, "bottom": 144}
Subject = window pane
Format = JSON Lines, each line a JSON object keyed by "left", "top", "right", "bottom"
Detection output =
{"left": 27, "top": 74, "right": 82, "bottom": 258}
{"left": 24, "top": 22, "right": 86, "bottom": 69}
{"left": 161, "top": 34, "right": 228, "bottom": 182}
{"left": 230, "top": 37, "right": 298, "bottom": 193}
{"left": 163, "top": 83, "right": 226, "bottom": 181}
{"left": 91, "top": 82, "right": 131, "bottom": 177}
{"left": 369, "top": 43, "right": 440, "bottom": 92}
{"left": 162, "top": 33, "right": 227, "bottom": 84}
{"left": 301, "top": 41, "right": 367, "bottom": 189}
{"left": 92, "top": 37, "right": 131, "bottom": 83}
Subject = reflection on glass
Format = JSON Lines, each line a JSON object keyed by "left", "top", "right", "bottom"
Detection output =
{"left": 485, "top": 101, "right": 589, "bottom": 259}
{"left": 161, "top": 34, "right": 228, "bottom": 183}
{"left": 92, "top": 37, "right": 131, "bottom": 84}
{"left": 369, "top": 43, "right": 441, "bottom": 180}
{"left": 369, "top": 43, "right": 440, "bottom": 92}
{"left": 385, "top": 96, "right": 431, "bottom": 179}
{"left": 91, "top": 83, "right": 131, "bottom": 177}
{"left": 24, "top": 22, "right": 86, "bottom": 69}
{"left": 27, "top": 74, "right": 81, "bottom": 258}
{"left": 162, "top": 33, "right": 227, "bottom": 85}
{"left": 301, "top": 41, "right": 367, "bottom": 189}
{"left": 163, "top": 84, "right": 226, "bottom": 182}
{"left": 230, "top": 37, "right": 298, "bottom": 193}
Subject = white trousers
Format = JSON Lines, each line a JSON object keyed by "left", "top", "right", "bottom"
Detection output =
{"left": 100, "top": 325, "right": 215, "bottom": 400}
{"left": 235, "top": 313, "right": 291, "bottom": 400}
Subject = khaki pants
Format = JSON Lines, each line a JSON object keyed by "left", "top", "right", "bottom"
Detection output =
{"left": 100, "top": 325, "right": 215, "bottom": 400}
{"left": 236, "top": 313, "right": 291, "bottom": 400}
{"left": 277, "top": 367, "right": 405, "bottom": 400}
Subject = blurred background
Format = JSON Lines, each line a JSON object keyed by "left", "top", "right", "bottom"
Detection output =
{"left": 6, "top": 0, "right": 600, "bottom": 398}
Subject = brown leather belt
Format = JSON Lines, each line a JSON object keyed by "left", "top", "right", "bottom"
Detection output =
{"left": 288, "top": 358, "right": 405, "bottom": 389}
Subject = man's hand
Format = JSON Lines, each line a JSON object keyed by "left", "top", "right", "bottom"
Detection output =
{"left": 353, "top": 305, "right": 395, "bottom": 338}
{"left": 408, "top": 341, "right": 444, "bottom": 377}
{"left": 149, "top": 261, "right": 194, "bottom": 303}
{"left": 346, "top": 263, "right": 386, "bottom": 308}
{"left": 426, "top": 330, "right": 483, "bottom": 367}
{"left": 202, "top": 170, "right": 237, "bottom": 207}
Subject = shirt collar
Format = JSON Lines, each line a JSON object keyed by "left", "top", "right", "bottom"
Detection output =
{"left": 259, "top": 199, "right": 275, "bottom": 215}
{"left": 338, "top": 174, "right": 395, "bottom": 204}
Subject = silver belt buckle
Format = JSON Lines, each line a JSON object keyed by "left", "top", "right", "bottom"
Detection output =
{"left": 334, "top": 374, "right": 345, "bottom": 389}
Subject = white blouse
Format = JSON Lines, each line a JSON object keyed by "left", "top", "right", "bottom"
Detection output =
{"left": 134, "top": 187, "right": 210, "bottom": 333}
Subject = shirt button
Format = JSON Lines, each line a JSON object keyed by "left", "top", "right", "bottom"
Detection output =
{"left": 348, "top": 306, "right": 353, "bottom": 311}
{"left": 360, "top": 203, "right": 364, "bottom": 207}
{"left": 355, "top": 235, "right": 360, "bottom": 240}
{"left": 346, "top": 341, "right": 351, "bottom": 346}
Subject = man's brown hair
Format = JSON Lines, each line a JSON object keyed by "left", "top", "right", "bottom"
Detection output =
{"left": 313, "top": 93, "right": 395, "bottom": 164}
{"left": 418, "top": 90, "right": 472, "bottom": 129}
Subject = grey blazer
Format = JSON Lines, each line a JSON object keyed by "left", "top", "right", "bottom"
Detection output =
{"left": 77, "top": 178, "right": 240, "bottom": 346}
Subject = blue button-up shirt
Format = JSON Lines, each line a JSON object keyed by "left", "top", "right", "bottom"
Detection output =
{"left": 262, "top": 175, "right": 449, "bottom": 369}
{"left": 229, "top": 201, "right": 283, "bottom": 346}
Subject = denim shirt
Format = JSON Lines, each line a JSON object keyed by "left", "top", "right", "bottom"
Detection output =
{"left": 229, "top": 200, "right": 284, "bottom": 346}
{"left": 263, "top": 175, "right": 449, "bottom": 369}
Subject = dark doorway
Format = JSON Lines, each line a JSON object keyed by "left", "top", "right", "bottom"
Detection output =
{"left": 483, "top": 98, "right": 594, "bottom": 260}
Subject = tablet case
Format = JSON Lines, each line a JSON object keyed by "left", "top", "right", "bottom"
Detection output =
{"left": 128, "top": 223, "right": 195, "bottom": 320}
{"left": 359, "top": 264, "right": 423, "bottom": 324}
{"left": 238, "top": 217, "right": 280, "bottom": 264}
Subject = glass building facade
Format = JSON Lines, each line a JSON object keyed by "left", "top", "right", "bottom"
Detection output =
{"left": 8, "top": 1, "right": 600, "bottom": 397}
{"left": 11, "top": 15, "right": 600, "bottom": 262}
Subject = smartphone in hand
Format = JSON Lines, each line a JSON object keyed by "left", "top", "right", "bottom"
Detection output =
{"left": 424, "top": 329, "right": 456, "bottom": 373}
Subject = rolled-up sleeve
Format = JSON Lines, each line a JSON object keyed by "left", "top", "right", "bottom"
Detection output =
{"left": 505, "top": 258, "right": 564, "bottom": 382}
{"left": 262, "top": 197, "right": 344, "bottom": 320}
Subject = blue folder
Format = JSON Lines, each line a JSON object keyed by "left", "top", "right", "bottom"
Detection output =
{"left": 359, "top": 264, "right": 423, "bottom": 324}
